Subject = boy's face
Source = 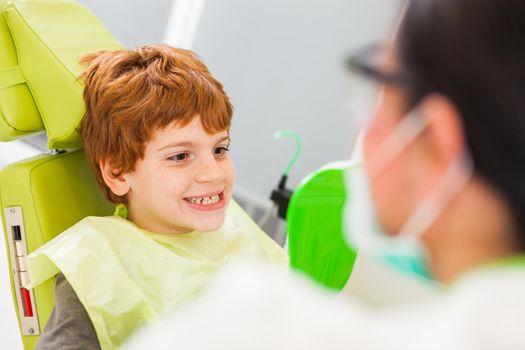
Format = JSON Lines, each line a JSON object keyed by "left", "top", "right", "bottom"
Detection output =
{"left": 120, "top": 116, "right": 235, "bottom": 234}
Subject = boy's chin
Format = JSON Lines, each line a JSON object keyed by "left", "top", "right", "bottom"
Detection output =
{"left": 192, "top": 216, "right": 226, "bottom": 233}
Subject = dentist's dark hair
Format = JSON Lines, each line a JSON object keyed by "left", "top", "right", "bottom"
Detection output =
{"left": 397, "top": 0, "right": 525, "bottom": 242}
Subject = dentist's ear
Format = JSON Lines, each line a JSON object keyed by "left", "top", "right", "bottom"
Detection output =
{"left": 419, "top": 94, "right": 467, "bottom": 169}
{"left": 99, "top": 159, "right": 131, "bottom": 197}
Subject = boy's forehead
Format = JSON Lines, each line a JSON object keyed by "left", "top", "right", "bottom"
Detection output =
{"left": 149, "top": 118, "right": 229, "bottom": 149}
{"left": 157, "top": 118, "right": 228, "bottom": 137}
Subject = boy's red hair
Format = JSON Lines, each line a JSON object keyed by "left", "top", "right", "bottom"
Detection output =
{"left": 79, "top": 45, "right": 233, "bottom": 204}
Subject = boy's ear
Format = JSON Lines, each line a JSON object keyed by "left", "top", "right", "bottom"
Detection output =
{"left": 99, "top": 159, "right": 131, "bottom": 197}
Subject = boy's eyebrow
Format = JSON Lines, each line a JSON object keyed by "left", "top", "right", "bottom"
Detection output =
{"left": 157, "top": 136, "right": 230, "bottom": 152}
{"left": 157, "top": 141, "right": 194, "bottom": 152}
{"left": 216, "top": 136, "right": 231, "bottom": 145}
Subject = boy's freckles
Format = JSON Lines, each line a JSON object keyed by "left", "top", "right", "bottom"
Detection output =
{"left": 123, "top": 116, "right": 235, "bottom": 234}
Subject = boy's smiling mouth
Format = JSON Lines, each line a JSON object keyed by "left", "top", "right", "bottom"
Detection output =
{"left": 183, "top": 191, "right": 226, "bottom": 210}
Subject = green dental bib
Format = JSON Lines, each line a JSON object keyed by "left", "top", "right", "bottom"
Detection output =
{"left": 25, "top": 201, "right": 287, "bottom": 349}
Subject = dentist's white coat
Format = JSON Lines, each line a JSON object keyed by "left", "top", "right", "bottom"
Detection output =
{"left": 124, "top": 260, "right": 525, "bottom": 350}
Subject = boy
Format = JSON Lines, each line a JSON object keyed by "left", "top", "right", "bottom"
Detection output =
{"left": 26, "top": 45, "right": 287, "bottom": 350}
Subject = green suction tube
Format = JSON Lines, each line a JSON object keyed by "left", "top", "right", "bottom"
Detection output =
{"left": 274, "top": 130, "right": 302, "bottom": 177}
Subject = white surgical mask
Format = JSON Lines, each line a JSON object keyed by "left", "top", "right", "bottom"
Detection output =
{"left": 343, "top": 110, "right": 473, "bottom": 280}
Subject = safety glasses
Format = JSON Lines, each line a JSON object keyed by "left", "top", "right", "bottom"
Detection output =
{"left": 343, "top": 44, "right": 409, "bottom": 145}
{"left": 345, "top": 44, "right": 408, "bottom": 86}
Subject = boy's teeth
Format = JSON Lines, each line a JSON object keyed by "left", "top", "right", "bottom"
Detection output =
{"left": 188, "top": 194, "right": 220, "bottom": 205}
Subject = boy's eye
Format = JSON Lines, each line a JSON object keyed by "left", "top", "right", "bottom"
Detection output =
{"left": 214, "top": 146, "right": 230, "bottom": 156}
{"left": 168, "top": 153, "right": 190, "bottom": 162}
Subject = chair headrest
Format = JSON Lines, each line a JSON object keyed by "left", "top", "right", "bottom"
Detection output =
{"left": 0, "top": 0, "right": 123, "bottom": 149}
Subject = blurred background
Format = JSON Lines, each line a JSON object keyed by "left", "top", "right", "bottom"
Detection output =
{"left": 0, "top": 0, "right": 402, "bottom": 348}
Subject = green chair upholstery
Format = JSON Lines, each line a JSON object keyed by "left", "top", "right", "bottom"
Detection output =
{"left": 0, "top": 1, "right": 122, "bottom": 348}
{"left": 0, "top": 0, "right": 122, "bottom": 148}
{"left": 286, "top": 162, "right": 358, "bottom": 291}
{"left": 1, "top": 151, "right": 114, "bottom": 349}
{"left": 0, "top": 0, "right": 43, "bottom": 140}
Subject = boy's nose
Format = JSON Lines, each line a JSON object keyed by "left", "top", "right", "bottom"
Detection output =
{"left": 195, "top": 158, "right": 226, "bottom": 183}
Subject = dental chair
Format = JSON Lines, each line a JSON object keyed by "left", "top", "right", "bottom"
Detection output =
{"left": 0, "top": 0, "right": 122, "bottom": 348}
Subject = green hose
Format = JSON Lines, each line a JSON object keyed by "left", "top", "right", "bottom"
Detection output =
{"left": 274, "top": 130, "right": 302, "bottom": 176}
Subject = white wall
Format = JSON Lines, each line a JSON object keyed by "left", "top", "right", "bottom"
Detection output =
{"left": 78, "top": 0, "right": 174, "bottom": 47}
{"left": 189, "top": 0, "right": 402, "bottom": 205}
{"left": 80, "top": 0, "right": 403, "bottom": 206}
